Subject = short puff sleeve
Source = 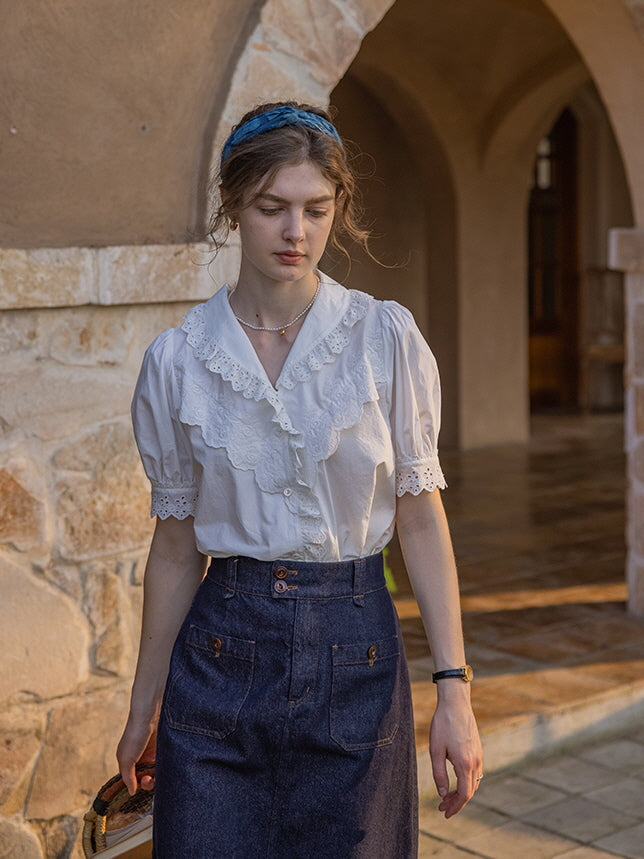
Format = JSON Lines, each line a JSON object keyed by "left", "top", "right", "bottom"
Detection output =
{"left": 131, "top": 329, "right": 198, "bottom": 519}
{"left": 382, "top": 301, "right": 447, "bottom": 496}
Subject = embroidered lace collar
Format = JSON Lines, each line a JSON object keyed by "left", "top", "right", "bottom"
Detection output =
{"left": 180, "top": 273, "right": 371, "bottom": 399}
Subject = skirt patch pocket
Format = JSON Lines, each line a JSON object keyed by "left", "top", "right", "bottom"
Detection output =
{"left": 164, "top": 624, "right": 255, "bottom": 739}
{"left": 329, "top": 634, "right": 400, "bottom": 751}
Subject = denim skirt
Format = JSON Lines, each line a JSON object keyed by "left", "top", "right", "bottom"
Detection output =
{"left": 153, "top": 553, "right": 418, "bottom": 858}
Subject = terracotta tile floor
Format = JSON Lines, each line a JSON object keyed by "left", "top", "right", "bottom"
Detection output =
{"left": 390, "top": 413, "right": 644, "bottom": 766}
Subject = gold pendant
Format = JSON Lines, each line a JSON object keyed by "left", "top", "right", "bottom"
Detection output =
{"left": 280, "top": 328, "right": 286, "bottom": 336}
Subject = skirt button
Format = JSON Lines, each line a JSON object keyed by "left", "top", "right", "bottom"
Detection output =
{"left": 274, "top": 580, "right": 288, "bottom": 594}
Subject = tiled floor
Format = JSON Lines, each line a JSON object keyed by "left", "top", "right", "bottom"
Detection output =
{"left": 417, "top": 726, "right": 644, "bottom": 858}
{"left": 391, "top": 413, "right": 644, "bottom": 856}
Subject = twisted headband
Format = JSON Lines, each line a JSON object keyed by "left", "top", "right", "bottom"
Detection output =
{"left": 221, "top": 106, "right": 343, "bottom": 165}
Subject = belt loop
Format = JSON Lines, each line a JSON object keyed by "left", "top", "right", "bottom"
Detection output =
{"left": 353, "top": 558, "right": 366, "bottom": 607}
{"left": 224, "top": 557, "right": 238, "bottom": 599}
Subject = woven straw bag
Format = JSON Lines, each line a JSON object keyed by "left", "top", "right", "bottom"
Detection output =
{"left": 82, "top": 765, "right": 154, "bottom": 858}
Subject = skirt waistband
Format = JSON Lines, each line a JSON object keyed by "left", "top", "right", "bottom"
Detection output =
{"left": 206, "top": 553, "right": 385, "bottom": 602}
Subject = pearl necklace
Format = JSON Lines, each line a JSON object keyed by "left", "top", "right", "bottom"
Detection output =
{"left": 230, "top": 279, "right": 321, "bottom": 336}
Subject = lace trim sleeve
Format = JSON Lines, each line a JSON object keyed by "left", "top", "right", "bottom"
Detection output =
{"left": 150, "top": 485, "right": 198, "bottom": 520}
{"left": 395, "top": 459, "right": 447, "bottom": 496}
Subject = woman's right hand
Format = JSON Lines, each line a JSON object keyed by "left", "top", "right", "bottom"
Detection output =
{"left": 116, "top": 713, "right": 157, "bottom": 795}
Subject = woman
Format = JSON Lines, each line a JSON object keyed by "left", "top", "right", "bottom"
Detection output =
{"left": 117, "top": 101, "right": 482, "bottom": 858}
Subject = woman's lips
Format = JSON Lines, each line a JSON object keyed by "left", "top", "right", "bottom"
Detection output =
{"left": 275, "top": 252, "right": 304, "bottom": 264}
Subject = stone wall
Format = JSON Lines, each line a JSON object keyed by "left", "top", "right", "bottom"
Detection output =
{"left": 0, "top": 244, "right": 237, "bottom": 857}
{"left": 610, "top": 229, "right": 644, "bottom": 616}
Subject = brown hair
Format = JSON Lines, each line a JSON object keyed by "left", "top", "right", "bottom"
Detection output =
{"left": 208, "top": 101, "right": 373, "bottom": 268}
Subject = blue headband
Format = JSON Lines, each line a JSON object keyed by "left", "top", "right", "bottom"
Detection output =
{"left": 221, "top": 106, "right": 343, "bottom": 165}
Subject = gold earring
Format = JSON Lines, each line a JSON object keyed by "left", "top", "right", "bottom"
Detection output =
{"left": 230, "top": 219, "right": 238, "bottom": 231}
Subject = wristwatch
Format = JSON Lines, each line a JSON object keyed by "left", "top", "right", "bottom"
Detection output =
{"left": 432, "top": 665, "right": 473, "bottom": 683}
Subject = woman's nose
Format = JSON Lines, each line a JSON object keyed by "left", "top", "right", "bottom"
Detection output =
{"left": 283, "top": 210, "right": 305, "bottom": 242}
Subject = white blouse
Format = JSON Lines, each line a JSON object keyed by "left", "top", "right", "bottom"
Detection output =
{"left": 132, "top": 273, "right": 446, "bottom": 562}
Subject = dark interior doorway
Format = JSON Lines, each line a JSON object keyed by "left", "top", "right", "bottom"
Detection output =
{"left": 528, "top": 108, "right": 580, "bottom": 411}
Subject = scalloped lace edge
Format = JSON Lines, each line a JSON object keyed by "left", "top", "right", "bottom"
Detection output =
{"left": 151, "top": 488, "right": 198, "bottom": 520}
{"left": 395, "top": 462, "right": 447, "bottom": 497}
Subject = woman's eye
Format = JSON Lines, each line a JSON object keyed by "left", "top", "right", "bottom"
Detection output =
{"left": 308, "top": 209, "right": 328, "bottom": 219}
{"left": 260, "top": 208, "right": 281, "bottom": 216}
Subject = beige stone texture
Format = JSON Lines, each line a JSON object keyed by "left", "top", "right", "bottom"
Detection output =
{"left": 0, "top": 714, "right": 43, "bottom": 815}
{"left": 25, "top": 686, "right": 129, "bottom": 820}
{"left": 630, "top": 492, "right": 644, "bottom": 558}
{"left": 0, "top": 466, "right": 45, "bottom": 551}
{"left": 53, "top": 422, "right": 152, "bottom": 561}
{"left": 0, "top": 364, "right": 132, "bottom": 443}
{"left": 97, "top": 243, "right": 219, "bottom": 306}
{"left": 0, "top": 311, "right": 39, "bottom": 354}
{"left": 609, "top": 227, "right": 644, "bottom": 273}
{"left": 47, "top": 308, "right": 133, "bottom": 367}
{"left": 633, "top": 303, "right": 644, "bottom": 377}
{"left": 0, "top": 817, "right": 43, "bottom": 859}
{"left": 0, "top": 248, "right": 95, "bottom": 310}
{"left": 627, "top": 561, "right": 644, "bottom": 616}
{"left": 631, "top": 438, "right": 644, "bottom": 481}
{"left": 260, "top": 0, "right": 366, "bottom": 88}
{"left": 0, "top": 557, "right": 89, "bottom": 702}
{"left": 635, "top": 385, "right": 644, "bottom": 435}
{"left": 31, "top": 817, "right": 82, "bottom": 859}
{"left": 82, "top": 562, "right": 132, "bottom": 676}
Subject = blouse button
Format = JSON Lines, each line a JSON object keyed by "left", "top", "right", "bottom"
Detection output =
{"left": 283, "top": 488, "right": 292, "bottom": 497}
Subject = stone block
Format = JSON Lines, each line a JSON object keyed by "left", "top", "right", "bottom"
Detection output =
{"left": 609, "top": 228, "right": 644, "bottom": 273}
{"left": 347, "top": 0, "right": 395, "bottom": 31}
{"left": 635, "top": 385, "right": 644, "bottom": 436}
{"left": 32, "top": 561, "right": 83, "bottom": 603}
{"left": 0, "top": 817, "right": 43, "bottom": 858}
{"left": 632, "top": 439, "right": 644, "bottom": 483}
{"left": 627, "top": 560, "right": 644, "bottom": 618}
{"left": 261, "top": 0, "right": 364, "bottom": 86}
{"left": 0, "top": 557, "right": 89, "bottom": 702}
{"left": 47, "top": 306, "right": 134, "bottom": 367}
{"left": 0, "top": 716, "right": 43, "bottom": 814}
{"left": 0, "top": 247, "right": 95, "bottom": 311}
{"left": 0, "top": 364, "right": 132, "bottom": 442}
{"left": 53, "top": 422, "right": 152, "bottom": 560}
{"left": 0, "top": 466, "right": 45, "bottom": 551}
{"left": 25, "top": 686, "right": 130, "bottom": 819}
{"left": 0, "top": 310, "right": 39, "bottom": 355}
{"left": 97, "top": 243, "right": 217, "bottom": 305}
{"left": 630, "top": 491, "right": 644, "bottom": 558}
{"left": 30, "top": 816, "right": 82, "bottom": 859}
{"left": 633, "top": 303, "right": 644, "bottom": 378}
{"left": 82, "top": 563, "right": 132, "bottom": 676}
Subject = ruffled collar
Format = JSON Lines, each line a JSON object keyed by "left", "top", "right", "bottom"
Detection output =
{"left": 180, "top": 273, "right": 372, "bottom": 401}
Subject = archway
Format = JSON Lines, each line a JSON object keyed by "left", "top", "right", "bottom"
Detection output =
{"left": 215, "top": 0, "right": 644, "bottom": 611}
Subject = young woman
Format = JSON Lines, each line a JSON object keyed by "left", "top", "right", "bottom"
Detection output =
{"left": 117, "top": 101, "right": 482, "bottom": 858}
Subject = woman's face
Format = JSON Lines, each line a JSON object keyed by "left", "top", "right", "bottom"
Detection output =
{"left": 235, "top": 160, "right": 336, "bottom": 286}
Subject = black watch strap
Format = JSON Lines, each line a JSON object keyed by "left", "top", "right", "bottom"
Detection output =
{"left": 432, "top": 665, "right": 473, "bottom": 683}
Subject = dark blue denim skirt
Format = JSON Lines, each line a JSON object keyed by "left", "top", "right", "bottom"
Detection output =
{"left": 153, "top": 553, "right": 418, "bottom": 858}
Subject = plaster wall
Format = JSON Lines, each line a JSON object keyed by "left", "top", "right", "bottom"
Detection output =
{"left": 0, "top": 0, "right": 260, "bottom": 248}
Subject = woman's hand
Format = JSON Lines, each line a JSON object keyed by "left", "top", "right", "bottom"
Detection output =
{"left": 429, "top": 684, "right": 483, "bottom": 818}
{"left": 116, "top": 713, "right": 157, "bottom": 796}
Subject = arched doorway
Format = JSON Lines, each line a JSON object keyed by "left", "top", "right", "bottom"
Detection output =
{"left": 528, "top": 87, "right": 632, "bottom": 413}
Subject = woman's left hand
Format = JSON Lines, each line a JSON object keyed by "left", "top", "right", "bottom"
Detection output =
{"left": 429, "top": 686, "right": 483, "bottom": 818}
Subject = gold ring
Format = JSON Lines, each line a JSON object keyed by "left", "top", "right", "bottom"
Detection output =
{"left": 476, "top": 775, "right": 484, "bottom": 781}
